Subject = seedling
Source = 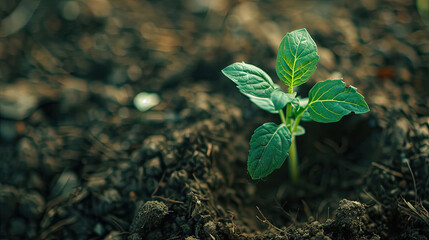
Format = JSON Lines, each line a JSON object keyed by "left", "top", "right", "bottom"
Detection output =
{"left": 222, "top": 29, "right": 369, "bottom": 181}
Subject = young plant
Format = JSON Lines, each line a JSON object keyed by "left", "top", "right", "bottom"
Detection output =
{"left": 222, "top": 29, "right": 369, "bottom": 181}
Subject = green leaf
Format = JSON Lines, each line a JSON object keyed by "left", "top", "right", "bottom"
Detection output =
{"left": 307, "top": 79, "right": 370, "bottom": 123}
{"left": 222, "top": 62, "right": 275, "bottom": 98}
{"left": 222, "top": 62, "right": 279, "bottom": 113}
{"left": 293, "top": 125, "right": 306, "bottom": 136}
{"left": 293, "top": 97, "right": 309, "bottom": 114}
{"left": 290, "top": 98, "right": 300, "bottom": 111}
{"left": 276, "top": 29, "right": 319, "bottom": 87}
{"left": 248, "top": 123, "right": 292, "bottom": 179}
{"left": 242, "top": 93, "right": 277, "bottom": 113}
{"left": 270, "top": 89, "right": 296, "bottom": 111}
{"left": 292, "top": 97, "right": 312, "bottom": 121}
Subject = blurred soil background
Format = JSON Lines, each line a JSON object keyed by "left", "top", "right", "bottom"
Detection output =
{"left": 0, "top": 0, "right": 429, "bottom": 239}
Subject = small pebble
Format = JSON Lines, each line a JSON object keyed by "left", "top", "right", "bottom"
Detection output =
{"left": 94, "top": 222, "right": 105, "bottom": 236}
{"left": 134, "top": 92, "right": 160, "bottom": 112}
{"left": 50, "top": 171, "right": 80, "bottom": 198}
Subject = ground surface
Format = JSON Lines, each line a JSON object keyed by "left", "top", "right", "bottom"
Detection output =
{"left": 0, "top": 0, "right": 429, "bottom": 239}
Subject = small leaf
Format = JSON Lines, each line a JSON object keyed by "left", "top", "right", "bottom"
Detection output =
{"left": 222, "top": 62, "right": 279, "bottom": 113}
{"left": 292, "top": 97, "right": 312, "bottom": 121}
{"left": 293, "top": 97, "right": 309, "bottom": 114}
{"left": 307, "top": 79, "right": 370, "bottom": 123}
{"left": 270, "top": 89, "right": 296, "bottom": 111}
{"left": 248, "top": 123, "right": 292, "bottom": 179}
{"left": 222, "top": 62, "right": 275, "bottom": 98}
{"left": 243, "top": 93, "right": 277, "bottom": 114}
{"left": 276, "top": 29, "right": 319, "bottom": 87}
{"left": 290, "top": 98, "right": 300, "bottom": 111}
{"left": 293, "top": 125, "right": 306, "bottom": 136}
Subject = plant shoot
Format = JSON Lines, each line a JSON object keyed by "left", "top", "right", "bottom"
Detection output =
{"left": 222, "top": 29, "right": 370, "bottom": 181}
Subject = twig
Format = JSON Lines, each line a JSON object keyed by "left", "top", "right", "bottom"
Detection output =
{"left": 371, "top": 162, "right": 403, "bottom": 178}
{"left": 363, "top": 189, "right": 384, "bottom": 207}
{"left": 152, "top": 195, "right": 184, "bottom": 204}
{"left": 227, "top": 211, "right": 237, "bottom": 234}
{"left": 37, "top": 217, "right": 77, "bottom": 240}
{"left": 192, "top": 174, "right": 219, "bottom": 216}
{"left": 301, "top": 200, "right": 312, "bottom": 219}
{"left": 400, "top": 197, "right": 429, "bottom": 226}
{"left": 275, "top": 199, "right": 297, "bottom": 224}
{"left": 151, "top": 173, "right": 166, "bottom": 197}
{"left": 404, "top": 159, "right": 418, "bottom": 202}
{"left": 255, "top": 206, "right": 282, "bottom": 232}
{"left": 105, "top": 214, "right": 128, "bottom": 232}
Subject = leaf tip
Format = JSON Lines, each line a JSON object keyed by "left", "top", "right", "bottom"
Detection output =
{"left": 295, "top": 28, "right": 308, "bottom": 33}
{"left": 247, "top": 167, "right": 259, "bottom": 180}
{"left": 249, "top": 173, "right": 259, "bottom": 180}
{"left": 221, "top": 63, "right": 234, "bottom": 75}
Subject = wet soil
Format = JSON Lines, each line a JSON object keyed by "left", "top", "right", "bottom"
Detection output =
{"left": 1, "top": 0, "right": 429, "bottom": 239}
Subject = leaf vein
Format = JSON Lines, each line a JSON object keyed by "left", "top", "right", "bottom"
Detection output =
{"left": 309, "top": 105, "right": 329, "bottom": 119}
{"left": 314, "top": 99, "right": 366, "bottom": 107}
{"left": 314, "top": 84, "right": 336, "bottom": 102}
{"left": 254, "top": 125, "right": 284, "bottom": 174}
{"left": 321, "top": 102, "right": 341, "bottom": 115}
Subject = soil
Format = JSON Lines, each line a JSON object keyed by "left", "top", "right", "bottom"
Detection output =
{"left": 1, "top": 0, "right": 429, "bottom": 239}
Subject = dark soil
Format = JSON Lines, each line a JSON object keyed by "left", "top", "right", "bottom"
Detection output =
{"left": 1, "top": 0, "right": 429, "bottom": 239}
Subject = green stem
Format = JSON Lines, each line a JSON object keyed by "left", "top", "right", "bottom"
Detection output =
{"left": 289, "top": 137, "right": 299, "bottom": 182}
{"left": 279, "top": 109, "right": 287, "bottom": 125}
{"left": 285, "top": 86, "right": 299, "bottom": 182}
{"left": 286, "top": 104, "right": 292, "bottom": 125}
{"left": 285, "top": 86, "right": 293, "bottom": 126}
{"left": 292, "top": 113, "right": 303, "bottom": 133}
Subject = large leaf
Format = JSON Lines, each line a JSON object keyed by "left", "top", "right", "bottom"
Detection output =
{"left": 276, "top": 29, "right": 319, "bottom": 87}
{"left": 307, "top": 79, "right": 370, "bottom": 123}
{"left": 222, "top": 62, "right": 275, "bottom": 98}
{"left": 248, "top": 123, "right": 292, "bottom": 179}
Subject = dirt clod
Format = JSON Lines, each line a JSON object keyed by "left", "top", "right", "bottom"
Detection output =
{"left": 129, "top": 200, "right": 169, "bottom": 236}
{"left": 144, "top": 157, "right": 162, "bottom": 176}
{"left": 142, "top": 136, "right": 166, "bottom": 157}
{"left": 335, "top": 199, "right": 366, "bottom": 230}
{"left": 329, "top": 199, "right": 367, "bottom": 239}
{"left": 203, "top": 221, "right": 217, "bottom": 237}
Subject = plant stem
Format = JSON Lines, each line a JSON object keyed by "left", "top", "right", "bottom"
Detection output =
{"left": 288, "top": 137, "right": 299, "bottom": 182}
{"left": 285, "top": 86, "right": 293, "bottom": 126}
{"left": 279, "top": 109, "right": 287, "bottom": 125}
{"left": 285, "top": 86, "right": 299, "bottom": 182}
{"left": 286, "top": 104, "right": 292, "bottom": 125}
{"left": 292, "top": 113, "right": 303, "bottom": 132}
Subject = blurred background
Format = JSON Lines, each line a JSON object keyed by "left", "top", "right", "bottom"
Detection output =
{"left": 1, "top": 0, "right": 429, "bottom": 239}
